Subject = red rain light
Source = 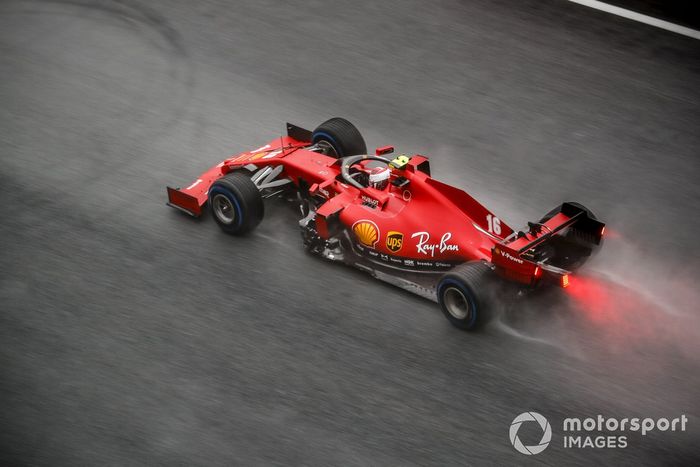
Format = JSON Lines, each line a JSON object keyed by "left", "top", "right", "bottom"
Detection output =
{"left": 561, "top": 274, "right": 570, "bottom": 288}
{"left": 600, "top": 226, "right": 606, "bottom": 237}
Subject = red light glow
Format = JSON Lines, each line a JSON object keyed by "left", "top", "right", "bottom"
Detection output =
{"left": 561, "top": 274, "right": 570, "bottom": 288}
{"left": 562, "top": 274, "right": 697, "bottom": 358}
{"left": 565, "top": 276, "right": 608, "bottom": 322}
{"left": 564, "top": 275, "right": 652, "bottom": 329}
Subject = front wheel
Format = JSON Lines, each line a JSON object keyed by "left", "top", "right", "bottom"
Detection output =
{"left": 208, "top": 172, "right": 264, "bottom": 235}
{"left": 437, "top": 261, "right": 495, "bottom": 331}
{"left": 312, "top": 117, "right": 367, "bottom": 158}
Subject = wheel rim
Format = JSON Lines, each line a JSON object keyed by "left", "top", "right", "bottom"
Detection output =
{"left": 443, "top": 287, "right": 472, "bottom": 320}
{"left": 212, "top": 193, "right": 236, "bottom": 225}
{"left": 316, "top": 139, "right": 338, "bottom": 157}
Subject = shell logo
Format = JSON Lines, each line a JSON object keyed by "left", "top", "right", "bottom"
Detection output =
{"left": 352, "top": 220, "right": 380, "bottom": 248}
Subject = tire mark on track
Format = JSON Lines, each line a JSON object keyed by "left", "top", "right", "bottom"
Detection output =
{"left": 2, "top": 0, "right": 196, "bottom": 167}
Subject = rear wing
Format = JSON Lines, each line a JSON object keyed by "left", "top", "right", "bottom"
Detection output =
{"left": 491, "top": 202, "right": 605, "bottom": 286}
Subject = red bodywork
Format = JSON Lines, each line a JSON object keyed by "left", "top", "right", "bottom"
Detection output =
{"left": 167, "top": 129, "right": 604, "bottom": 287}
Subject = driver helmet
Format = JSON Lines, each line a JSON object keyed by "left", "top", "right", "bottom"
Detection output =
{"left": 368, "top": 166, "right": 391, "bottom": 190}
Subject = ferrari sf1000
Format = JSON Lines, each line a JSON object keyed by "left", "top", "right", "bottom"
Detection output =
{"left": 167, "top": 118, "right": 605, "bottom": 330}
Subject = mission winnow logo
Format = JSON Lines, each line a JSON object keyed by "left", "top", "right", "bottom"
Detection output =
{"left": 509, "top": 412, "right": 689, "bottom": 455}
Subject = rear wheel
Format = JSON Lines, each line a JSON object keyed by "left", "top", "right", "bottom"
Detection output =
{"left": 208, "top": 172, "right": 264, "bottom": 235}
{"left": 437, "top": 261, "right": 495, "bottom": 331}
{"left": 312, "top": 117, "right": 367, "bottom": 158}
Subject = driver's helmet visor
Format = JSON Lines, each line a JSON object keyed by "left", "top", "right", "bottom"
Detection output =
{"left": 369, "top": 167, "right": 391, "bottom": 190}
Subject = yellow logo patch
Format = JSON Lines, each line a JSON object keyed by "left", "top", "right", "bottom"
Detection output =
{"left": 386, "top": 231, "right": 404, "bottom": 253}
{"left": 353, "top": 220, "right": 379, "bottom": 248}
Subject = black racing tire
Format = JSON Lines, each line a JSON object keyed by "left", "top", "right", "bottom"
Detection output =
{"left": 208, "top": 172, "right": 264, "bottom": 235}
{"left": 312, "top": 117, "right": 367, "bottom": 158}
{"left": 437, "top": 261, "right": 494, "bottom": 331}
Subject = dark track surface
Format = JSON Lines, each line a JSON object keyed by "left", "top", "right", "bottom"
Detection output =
{"left": 1, "top": 0, "right": 699, "bottom": 465}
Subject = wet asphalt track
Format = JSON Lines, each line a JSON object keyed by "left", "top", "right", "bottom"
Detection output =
{"left": 1, "top": 0, "right": 699, "bottom": 465}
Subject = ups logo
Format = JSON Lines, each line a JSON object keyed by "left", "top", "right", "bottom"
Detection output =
{"left": 386, "top": 231, "right": 404, "bottom": 253}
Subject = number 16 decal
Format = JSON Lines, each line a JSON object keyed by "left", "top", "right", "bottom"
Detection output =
{"left": 486, "top": 214, "right": 501, "bottom": 235}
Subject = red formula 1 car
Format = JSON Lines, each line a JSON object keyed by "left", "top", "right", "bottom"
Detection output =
{"left": 167, "top": 118, "right": 605, "bottom": 330}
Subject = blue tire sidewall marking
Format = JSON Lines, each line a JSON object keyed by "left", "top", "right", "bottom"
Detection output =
{"left": 312, "top": 131, "right": 339, "bottom": 153}
{"left": 438, "top": 278, "right": 478, "bottom": 328}
{"left": 209, "top": 185, "right": 243, "bottom": 228}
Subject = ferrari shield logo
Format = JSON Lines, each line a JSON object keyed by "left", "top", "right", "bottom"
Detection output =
{"left": 352, "top": 220, "right": 380, "bottom": 248}
{"left": 386, "top": 231, "right": 404, "bottom": 253}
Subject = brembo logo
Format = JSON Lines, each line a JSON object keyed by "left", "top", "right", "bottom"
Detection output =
{"left": 510, "top": 412, "right": 552, "bottom": 455}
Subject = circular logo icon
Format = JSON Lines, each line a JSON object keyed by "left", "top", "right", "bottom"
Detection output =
{"left": 386, "top": 231, "right": 404, "bottom": 253}
{"left": 509, "top": 412, "right": 552, "bottom": 455}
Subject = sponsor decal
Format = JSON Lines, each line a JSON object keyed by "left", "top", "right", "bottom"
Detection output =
{"left": 262, "top": 150, "right": 282, "bottom": 159}
{"left": 355, "top": 249, "right": 458, "bottom": 269}
{"left": 353, "top": 220, "right": 380, "bottom": 248}
{"left": 232, "top": 153, "right": 249, "bottom": 163}
{"left": 232, "top": 144, "right": 271, "bottom": 163}
{"left": 411, "top": 232, "right": 459, "bottom": 257}
{"left": 361, "top": 195, "right": 379, "bottom": 208}
{"left": 250, "top": 144, "right": 271, "bottom": 153}
{"left": 356, "top": 245, "right": 457, "bottom": 270}
{"left": 495, "top": 247, "right": 524, "bottom": 264}
{"left": 186, "top": 179, "right": 203, "bottom": 191}
{"left": 386, "top": 231, "right": 404, "bottom": 253}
